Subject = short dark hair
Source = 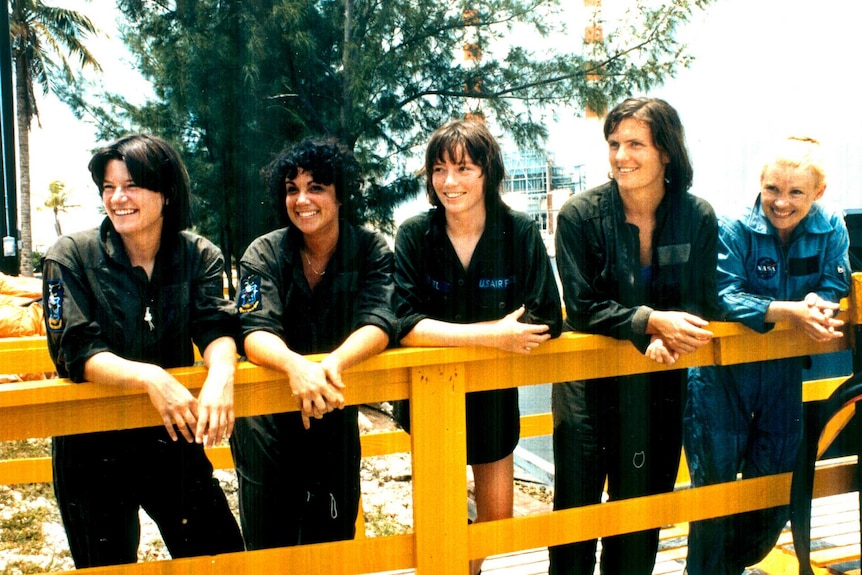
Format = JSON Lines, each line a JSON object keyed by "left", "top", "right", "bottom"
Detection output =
{"left": 604, "top": 98, "right": 693, "bottom": 196}
{"left": 88, "top": 134, "right": 192, "bottom": 234}
{"left": 424, "top": 119, "right": 506, "bottom": 210}
{"left": 263, "top": 139, "right": 361, "bottom": 227}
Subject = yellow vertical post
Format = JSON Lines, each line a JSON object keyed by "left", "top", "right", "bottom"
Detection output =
{"left": 409, "top": 362, "right": 469, "bottom": 574}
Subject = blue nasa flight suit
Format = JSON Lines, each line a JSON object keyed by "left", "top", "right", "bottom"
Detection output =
{"left": 684, "top": 197, "right": 851, "bottom": 575}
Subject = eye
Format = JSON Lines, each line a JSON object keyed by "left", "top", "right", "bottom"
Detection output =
{"left": 285, "top": 184, "right": 298, "bottom": 195}
{"left": 432, "top": 165, "right": 446, "bottom": 174}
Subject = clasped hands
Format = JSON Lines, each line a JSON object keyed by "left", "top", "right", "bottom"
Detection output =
{"left": 797, "top": 292, "right": 844, "bottom": 342}
{"left": 289, "top": 355, "right": 346, "bottom": 429}
{"left": 645, "top": 310, "right": 713, "bottom": 366}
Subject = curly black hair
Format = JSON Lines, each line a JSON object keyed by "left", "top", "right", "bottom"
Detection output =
{"left": 263, "top": 139, "right": 361, "bottom": 227}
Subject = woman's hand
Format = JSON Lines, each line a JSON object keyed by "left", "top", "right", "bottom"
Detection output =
{"left": 289, "top": 357, "right": 345, "bottom": 429}
{"left": 647, "top": 310, "right": 713, "bottom": 355}
{"left": 195, "top": 365, "right": 235, "bottom": 447}
{"left": 795, "top": 293, "right": 844, "bottom": 342}
{"left": 492, "top": 306, "right": 552, "bottom": 354}
{"left": 141, "top": 364, "right": 199, "bottom": 442}
{"left": 645, "top": 335, "right": 681, "bottom": 365}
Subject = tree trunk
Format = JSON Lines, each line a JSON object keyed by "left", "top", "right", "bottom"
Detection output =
{"left": 14, "top": 56, "right": 33, "bottom": 276}
{"left": 53, "top": 207, "right": 62, "bottom": 237}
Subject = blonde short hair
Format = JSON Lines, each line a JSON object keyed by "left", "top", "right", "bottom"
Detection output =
{"left": 761, "top": 136, "right": 827, "bottom": 189}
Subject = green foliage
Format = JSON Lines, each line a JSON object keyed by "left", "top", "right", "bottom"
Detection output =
{"left": 69, "top": 0, "right": 712, "bottom": 263}
{"left": 9, "top": 0, "right": 102, "bottom": 124}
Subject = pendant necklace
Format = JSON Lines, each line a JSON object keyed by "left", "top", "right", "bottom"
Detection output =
{"left": 303, "top": 250, "right": 326, "bottom": 276}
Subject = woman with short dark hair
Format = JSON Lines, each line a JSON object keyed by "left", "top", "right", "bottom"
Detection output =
{"left": 550, "top": 98, "right": 720, "bottom": 574}
{"left": 43, "top": 133, "right": 243, "bottom": 567}
{"left": 394, "top": 118, "right": 562, "bottom": 575}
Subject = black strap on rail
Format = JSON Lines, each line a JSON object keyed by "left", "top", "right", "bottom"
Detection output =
{"left": 790, "top": 366, "right": 862, "bottom": 575}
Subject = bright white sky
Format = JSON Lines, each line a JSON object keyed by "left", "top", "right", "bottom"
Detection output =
{"left": 25, "top": 0, "right": 862, "bottom": 250}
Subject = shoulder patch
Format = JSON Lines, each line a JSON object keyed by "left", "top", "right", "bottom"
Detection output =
{"left": 46, "top": 280, "right": 64, "bottom": 332}
{"left": 238, "top": 274, "right": 262, "bottom": 313}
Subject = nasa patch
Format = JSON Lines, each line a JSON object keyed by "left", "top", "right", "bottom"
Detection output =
{"left": 755, "top": 257, "right": 779, "bottom": 280}
{"left": 46, "top": 280, "right": 64, "bottom": 332}
{"left": 238, "top": 275, "right": 262, "bottom": 313}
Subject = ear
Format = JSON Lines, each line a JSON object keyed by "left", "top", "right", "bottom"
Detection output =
{"left": 813, "top": 184, "right": 826, "bottom": 201}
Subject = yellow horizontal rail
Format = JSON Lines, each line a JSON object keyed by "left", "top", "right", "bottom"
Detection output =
{"left": 0, "top": 272, "right": 858, "bottom": 574}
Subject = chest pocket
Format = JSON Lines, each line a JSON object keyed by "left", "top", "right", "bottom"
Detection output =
{"left": 788, "top": 255, "right": 820, "bottom": 277}
{"left": 477, "top": 275, "right": 518, "bottom": 316}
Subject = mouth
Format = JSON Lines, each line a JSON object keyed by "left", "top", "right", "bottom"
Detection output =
{"left": 112, "top": 208, "right": 137, "bottom": 216}
{"left": 296, "top": 209, "right": 320, "bottom": 219}
{"left": 443, "top": 192, "right": 466, "bottom": 199}
{"left": 771, "top": 208, "right": 794, "bottom": 219}
{"left": 617, "top": 167, "right": 637, "bottom": 175}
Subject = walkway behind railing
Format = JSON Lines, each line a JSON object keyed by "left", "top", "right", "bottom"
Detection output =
{"left": 0, "top": 273, "right": 860, "bottom": 574}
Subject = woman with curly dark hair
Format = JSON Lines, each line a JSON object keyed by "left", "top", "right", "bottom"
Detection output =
{"left": 229, "top": 139, "right": 397, "bottom": 548}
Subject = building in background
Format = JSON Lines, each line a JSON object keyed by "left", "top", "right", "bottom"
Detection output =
{"left": 502, "top": 150, "right": 585, "bottom": 250}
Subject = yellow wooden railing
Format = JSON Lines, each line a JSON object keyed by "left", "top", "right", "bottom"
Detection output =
{"left": 0, "top": 272, "right": 860, "bottom": 574}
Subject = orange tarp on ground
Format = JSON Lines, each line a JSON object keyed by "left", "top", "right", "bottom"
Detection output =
{"left": 0, "top": 272, "right": 44, "bottom": 338}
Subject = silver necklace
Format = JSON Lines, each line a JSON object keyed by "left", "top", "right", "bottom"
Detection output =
{"left": 303, "top": 250, "right": 326, "bottom": 276}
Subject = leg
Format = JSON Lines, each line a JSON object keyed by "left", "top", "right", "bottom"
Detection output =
{"left": 602, "top": 372, "right": 684, "bottom": 575}
{"left": 549, "top": 379, "right": 609, "bottom": 575}
{"left": 464, "top": 387, "right": 521, "bottom": 574}
{"left": 52, "top": 434, "right": 141, "bottom": 567}
{"left": 230, "top": 414, "right": 302, "bottom": 549}
{"left": 470, "top": 452, "right": 515, "bottom": 575}
{"left": 733, "top": 360, "right": 804, "bottom": 569}
{"left": 140, "top": 432, "right": 243, "bottom": 558}
{"left": 683, "top": 366, "right": 754, "bottom": 575}
{"left": 295, "top": 407, "right": 362, "bottom": 545}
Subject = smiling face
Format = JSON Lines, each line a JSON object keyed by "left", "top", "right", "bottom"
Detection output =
{"left": 431, "top": 148, "right": 486, "bottom": 220}
{"left": 285, "top": 167, "right": 341, "bottom": 239}
{"left": 102, "top": 159, "right": 165, "bottom": 240}
{"left": 607, "top": 117, "right": 669, "bottom": 196}
{"left": 760, "top": 162, "right": 825, "bottom": 243}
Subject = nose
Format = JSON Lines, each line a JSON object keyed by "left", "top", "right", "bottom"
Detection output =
{"left": 110, "top": 186, "right": 129, "bottom": 202}
{"left": 614, "top": 145, "right": 628, "bottom": 162}
{"left": 443, "top": 168, "right": 458, "bottom": 187}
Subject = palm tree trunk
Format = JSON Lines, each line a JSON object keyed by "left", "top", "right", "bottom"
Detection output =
{"left": 53, "top": 206, "right": 62, "bottom": 236}
{"left": 14, "top": 56, "right": 33, "bottom": 276}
